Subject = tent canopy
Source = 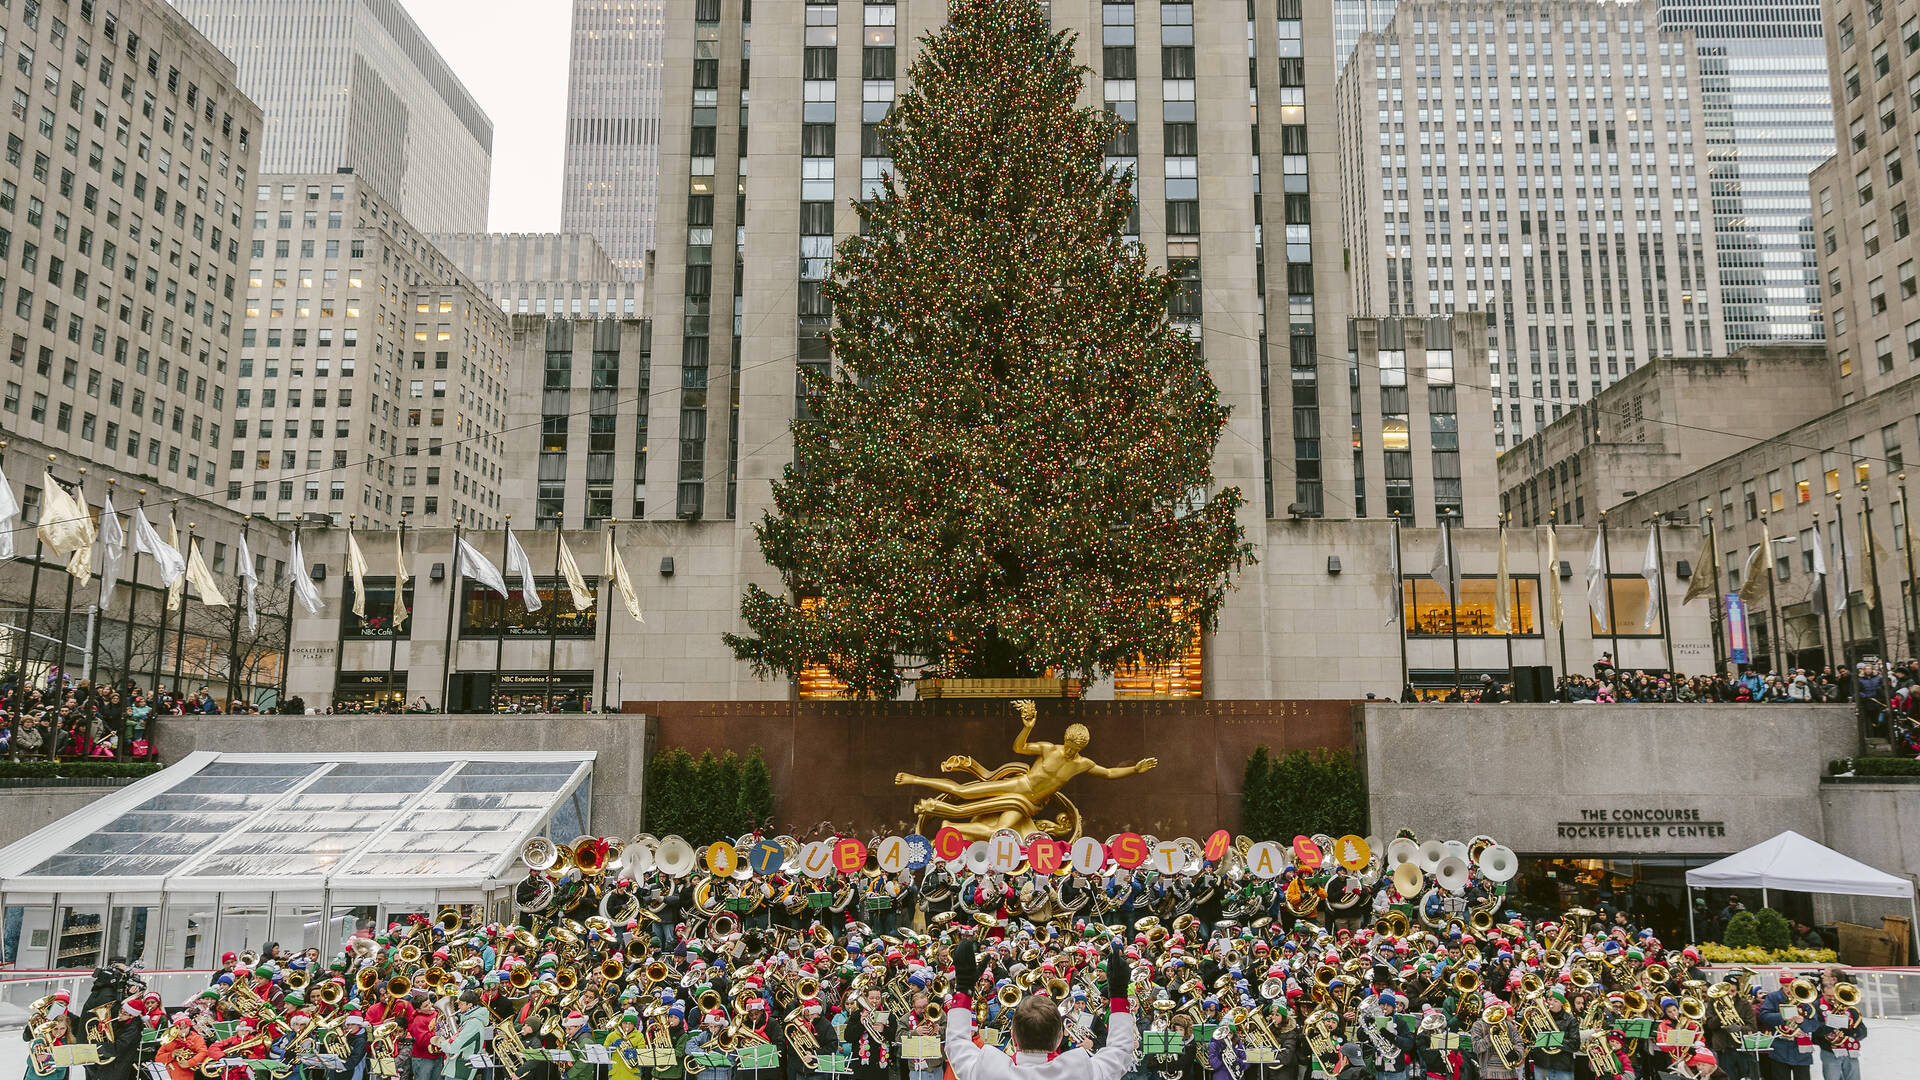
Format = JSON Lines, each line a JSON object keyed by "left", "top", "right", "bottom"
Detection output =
{"left": 0, "top": 750, "right": 596, "bottom": 902}
{"left": 1684, "top": 829, "right": 1914, "bottom": 899}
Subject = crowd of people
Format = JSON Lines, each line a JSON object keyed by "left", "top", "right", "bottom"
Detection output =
{"left": 22, "top": 833, "right": 1872, "bottom": 1080}
{"left": 0, "top": 671, "right": 239, "bottom": 759}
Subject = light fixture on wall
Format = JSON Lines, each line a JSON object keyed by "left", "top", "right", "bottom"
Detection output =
{"left": 1327, "top": 555, "right": 1342, "bottom": 574}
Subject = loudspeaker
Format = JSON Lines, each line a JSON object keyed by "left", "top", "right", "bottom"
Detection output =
{"left": 1511, "top": 665, "right": 1555, "bottom": 703}
{"left": 448, "top": 672, "right": 493, "bottom": 713}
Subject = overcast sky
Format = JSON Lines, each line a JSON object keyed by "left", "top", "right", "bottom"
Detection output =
{"left": 401, "top": 0, "right": 571, "bottom": 233}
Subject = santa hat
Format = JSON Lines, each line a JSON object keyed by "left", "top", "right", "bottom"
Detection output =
{"left": 564, "top": 1012, "right": 588, "bottom": 1029}
{"left": 122, "top": 996, "right": 145, "bottom": 1015}
{"left": 222, "top": 952, "right": 239, "bottom": 965}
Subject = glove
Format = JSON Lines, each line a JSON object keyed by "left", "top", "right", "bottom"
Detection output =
{"left": 1105, "top": 940, "right": 1130, "bottom": 998}
{"left": 953, "top": 939, "right": 980, "bottom": 995}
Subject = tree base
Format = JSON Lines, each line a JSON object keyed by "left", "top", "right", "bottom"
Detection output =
{"left": 914, "top": 677, "right": 1083, "bottom": 700}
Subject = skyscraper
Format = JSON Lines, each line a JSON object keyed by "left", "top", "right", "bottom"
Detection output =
{"left": 224, "top": 173, "right": 510, "bottom": 531}
{"left": 1338, "top": 0, "right": 1725, "bottom": 450}
{"left": 1335, "top": 0, "right": 1400, "bottom": 74}
{"left": 561, "top": 0, "right": 667, "bottom": 282}
{"left": 171, "top": 0, "right": 494, "bottom": 233}
{"left": 1659, "top": 0, "right": 1832, "bottom": 349}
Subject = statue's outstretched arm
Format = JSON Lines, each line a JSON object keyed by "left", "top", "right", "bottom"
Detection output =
{"left": 1088, "top": 757, "right": 1159, "bottom": 779}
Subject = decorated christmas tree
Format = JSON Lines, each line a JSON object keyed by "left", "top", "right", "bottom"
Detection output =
{"left": 726, "top": 0, "right": 1251, "bottom": 699}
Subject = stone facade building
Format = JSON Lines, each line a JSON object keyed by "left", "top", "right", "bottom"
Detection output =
{"left": 220, "top": 173, "right": 510, "bottom": 532}
{"left": 1498, "top": 345, "right": 1833, "bottom": 527}
{"left": 172, "top": 0, "right": 494, "bottom": 234}
{"left": 2, "top": 0, "right": 262, "bottom": 499}
{"left": 1336, "top": 0, "right": 1725, "bottom": 451}
{"left": 497, "top": 314, "right": 654, "bottom": 529}
{"left": 429, "top": 232, "right": 644, "bottom": 320}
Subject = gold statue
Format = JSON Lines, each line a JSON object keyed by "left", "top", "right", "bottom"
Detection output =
{"left": 894, "top": 700, "right": 1157, "bottom": 840}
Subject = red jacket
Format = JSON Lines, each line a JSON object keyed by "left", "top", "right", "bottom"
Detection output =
{"left": 409, "top": 1010, "right": 444, "bottom": 1061}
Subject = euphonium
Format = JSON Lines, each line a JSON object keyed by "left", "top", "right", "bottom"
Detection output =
{"left": 356, "top": 966, "right": 381, "bottom": 994}
{"left": 509, "top": 966, "right": 535, "bottom": 991}
{"left": 1623, "top": 990, "right": 1649, "bottom": 1016}
{"left": 796, "top": 975, "right": 820, "bottom": 1000}
{"left": 646, "top": 960, "right": 672, "bottom": 986}
{"left": 1834, "top": 982, "right": 1862, "bottom": 1008}
{"left": 1643, "top": 962, "right": 1671, "bottom": 988}
{"left": 314, "top": 981, "right": 344, "bottom": 1007}
{"left": 1788, "top": 978, "right": 1820, "bottom": 1006}
{"left": 1469, "top": 908, "right": 1494, "bottom": 932}
{"left": 555, "top": 968, "right": 579, "bottom": 993}
{"left": 998, "top": 984, "right": 1023, "bottom": 1008}
{"left": 1453, "top": 969, "right": 1480, "bottom": 996}
{"left": 784, "top": 1007, "right": 820, "bottom": 1070}
{"left": 1045, "top": 976, "right": 1070, "bottom": 1001}
{"left": 601, "top": 957, "right": 626, "bottom": 983}
{"left": 386, "top": 975, "right": 413, "bottom": 998}
{"left": 1680, "top": 997, "right": 1706, "bottom": 1021}
{"left": 437, "top": 909, "right": 463, "bottom": 934}
{"left": 698, "top": 987, "right": 724, "bottom": 1013}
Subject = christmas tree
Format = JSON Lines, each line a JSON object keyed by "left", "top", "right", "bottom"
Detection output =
{"left": 726, "top": 0, "right": 1251, "bottom": 699}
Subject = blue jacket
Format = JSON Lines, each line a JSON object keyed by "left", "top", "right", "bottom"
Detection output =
{"left": 1758, "top": 989, "right": 1819, "bottom": 1065}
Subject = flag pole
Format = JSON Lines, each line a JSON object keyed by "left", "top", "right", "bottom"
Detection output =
{"left": 1599, "top": 510, "right": 1621, "bottom": 669}
{"left": 52, "top": 467, "right": 84, "bottom": 718}
{"left": 84, "top": 477, "right": 115, "bottom": 690}
{"left": 278, "top": 520, "right": 299, "bottom": 710}
{"left": 227, "top": 520, "right": 248, "bottom": 709}
{"left": 1761, "top": 511, "right": 1784, "bottom": 673}
{"left": 1704, "top": 509, "right": 1730, "bottom": 675}
{"left": 1862, "top": 481, "right": 1897, "bottom": 658}
{"left": 389, "top": 515, "right": 406, "bottom": 712}
{"left": 545, "top": 528, "right": 562, "bottom": 713}
{"left": 1445, "top": 514, "right": 1461, "bottom": 698}
{"left": 1652, "top": 514, "right": 1675, "bottom": 675}
{"left": 1836, "top": 490, "right": 1857, "bottom": 668}
{"left": 1550, "top": 512, "right": 1568, "bottom": 680}
{"left": 174, "top": 522, "right": 196, "bottom": 695}
{"left": 120, "top": 488, "right": 145, "bottom": 748}
{"left": 1391, "top": 514, "right": 1407, "bottom": 694}
{"left": 441, "top": 520, "right": 464, "bottom": 712}
{"left": 1901, "top": 474, "right": 1918, "bottom": 659}
{"left": 152, "top": 502, "right": 177, "bottom": 700}
{"left": 1815, "top": 506, "right": 1837, "bottom": 670}
{"left": 495, "top": 515, "right": 511, "bottom": 710}
{"left": 600, "top": 520, "right": 618, "bottom": 713}
{"left": 1500, "top": 513, "right": 1514, "bottom": 682}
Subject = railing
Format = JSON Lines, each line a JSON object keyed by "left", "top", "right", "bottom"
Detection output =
{"left": 1699, "top": 964, "right": 1920, "bottom": 1018}
{"left": 0, "top": 969, "right": 213, "bottom": 1025}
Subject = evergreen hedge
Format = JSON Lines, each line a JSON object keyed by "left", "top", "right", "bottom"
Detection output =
{"left": 644, "top": 746, "right": 776, "bottom": 843}
{"left": 1240, "top": 745, "right": 1368, "bottom": 840}
{"left": 0, "top": 760, "right": 164, "bottom": 781}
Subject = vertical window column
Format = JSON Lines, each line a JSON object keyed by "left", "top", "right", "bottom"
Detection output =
{"left": 796, "top": 4, "right": 840, "bottom": 445}
{"left": 679, "top": 13, "right": 722, "bottom": 519}
{"left": 1102, "top": 2, "right": 1140, "bottom": 245}
{"left": 1275, "top": 0, "right": 1318, "bottom": 516}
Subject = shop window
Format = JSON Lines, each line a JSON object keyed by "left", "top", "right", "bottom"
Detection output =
{"left": 1403, "top": 575, "right": 1540, "bottom": 636}
{"left": 797, "top": 596, "right": 852, "bottom": 699}
{"left": 1113, "top": 599, "right": 1204, "bottom": 698}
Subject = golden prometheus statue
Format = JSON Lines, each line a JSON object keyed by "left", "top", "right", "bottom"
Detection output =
{"left": 893, "top": 700, "right": 1158, "bottom": 841}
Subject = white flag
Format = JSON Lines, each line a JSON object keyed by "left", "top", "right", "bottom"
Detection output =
{"left": 39, "top": 472, "right": 96, "bottom": 586}
{"left": 1493, "top": 526, "right": 1513, "bottom": 634}
{"left": 98, "top": 493, "right": 125, "bottom": 611}
{"left": 130, "top": 506, "right": 186, "bottom": 586}
{"left": 1545, "top": 525, "right": 1564, "bottom": 632}
{"left": 504, "top": 528, "right": 541, "bottom": 613}
{"left": 166, "top": 515, "right": 184, "bottom": 612}
{"left": 1586, "top": 530, "right": 1610, "bottom": 632}
{"left": 392, "top": 531, "right": 411, "bottom": 632}
{"left": 1386, "top": 520, "right": 1403, "bottom": 626}
{"left": 1429, "top": 520, "right": 1457, "bottom": 605}
{"left": 346, "top": 528, "right": 370, "bottom": 619}
{"left": 605, "top": 528, "right": 644, "bottom": 623}
{"left": 456, "top": 536, "right": 510, "bottom": 600}
{"left": 557, "top": 534, "right": 594, "bottom": 612}
{"left": 184, "top": 536, "right": 229, "bottom": 608}
{"left": 288, "top": 533, "right": 324, "bottom": 615}
{"left": 0, "top": 467, "right": 19, "bottom": 562}
{"left": 1641, "top": 526, "right": 1661, "bottom": 631}
{"left": 237, "top": 533, "right": 259, "bottom": 634}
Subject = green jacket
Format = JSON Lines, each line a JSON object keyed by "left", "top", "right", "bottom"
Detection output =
{"left": 446, "top": 1009, "right": 489, "bottom": 1080}
{"left": 561, "top": 1033, "right": 597, "bottom": 1080}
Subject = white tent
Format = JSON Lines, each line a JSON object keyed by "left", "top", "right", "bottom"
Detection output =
{"left": 1684, "top": 830, "right": 1918, "bottom": 953}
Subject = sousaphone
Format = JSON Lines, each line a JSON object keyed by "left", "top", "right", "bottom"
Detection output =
{"left": 1476, "top": 844, "right": 1518, "bottom": 883}
{"left": 1416, "top": 840, "right": 1448, "bottom": 874}
{"left": 1390, "top": 860, "right": 1425, "bottom": 901}
{"left": 1434, "top": 855, "right": 1472, "bottom": 895}
{"left": 657, "top": 835, "right": 697, "bottom": 877}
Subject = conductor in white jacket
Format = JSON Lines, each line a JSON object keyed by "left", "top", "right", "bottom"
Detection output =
{"left": 944, "top": 936, "right": 1139, "bottom": 1080}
